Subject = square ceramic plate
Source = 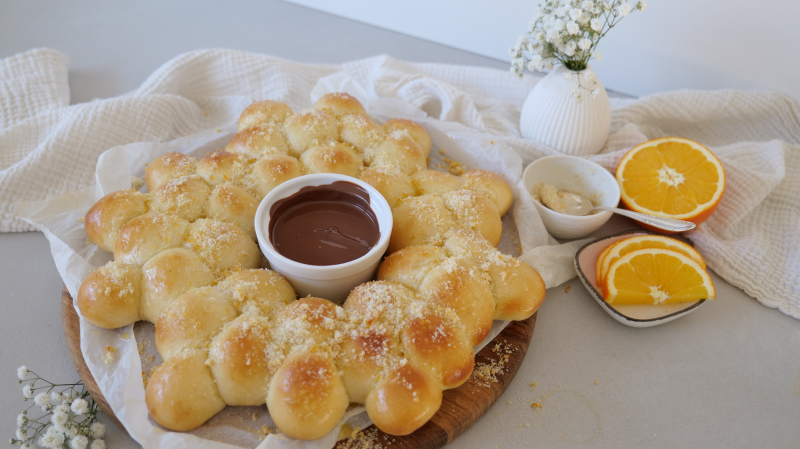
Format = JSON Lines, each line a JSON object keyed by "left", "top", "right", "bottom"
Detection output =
{"left": 574, "top": 230, "right": 707, "bottom": 327}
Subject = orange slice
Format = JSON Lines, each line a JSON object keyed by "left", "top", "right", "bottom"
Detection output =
{"left": 616, "top": 137, "right": 725, "bottom": 231}
{"left": 595, "top": 243, "right": 616, "bottom": 286}
{"left": 598, "top": 235, "right": 705, "bottom": 288}
{"left": 602, "top": 248, "right": 715, "bottom": 305}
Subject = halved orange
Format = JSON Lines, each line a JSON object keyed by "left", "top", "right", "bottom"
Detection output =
{"left": 598, "top": 235, "right": 706, "bottom": 288}
{"left": 616, "top": 137, "right": 725, "bottom": 232}
{"left": 602, "top": 248, "right": 715, "bottom": 305}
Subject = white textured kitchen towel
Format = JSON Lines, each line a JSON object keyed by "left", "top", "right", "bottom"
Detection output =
{"left": 3, "top": 48, "right": 799, "bottom": 318}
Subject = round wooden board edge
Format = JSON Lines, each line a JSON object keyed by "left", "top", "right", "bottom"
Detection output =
{"left": 62, "top": 285, "right": 537, "bottom": 448}
{"left": 61, "top": 286, "right": 128, "bottom": 433}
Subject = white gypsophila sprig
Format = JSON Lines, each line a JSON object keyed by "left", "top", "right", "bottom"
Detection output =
{"left": 509, "top": 0, "right": 645, "bottom": 77}
{"left": 10, "top": 367, "right": 105, "bottom": 449}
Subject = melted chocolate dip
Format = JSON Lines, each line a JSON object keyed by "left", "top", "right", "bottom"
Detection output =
{"left": 269, "top": 181, "right": 380, "bottom": 266}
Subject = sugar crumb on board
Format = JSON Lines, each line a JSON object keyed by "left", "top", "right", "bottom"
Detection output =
{"left": 565, "top": 285, "right": 571, "bottom": 293}
{"left": 470, "top": 343, "right": 515, "bottom": 387}
{"left": 529, "top": 381, "right": 537, "bottom": 391}
{"left": 337, "top": 426, "right": 386, "bottom": 449}
{"left": 531, "top": 402, "right": 543, "bottom": 409}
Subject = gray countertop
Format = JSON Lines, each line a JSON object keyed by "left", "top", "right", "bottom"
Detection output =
{"left": 2, "top": 1, "right": 799, "bottom": 448}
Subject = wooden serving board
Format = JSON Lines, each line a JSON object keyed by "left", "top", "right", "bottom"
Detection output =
{"left": 62, "top": 286, "right": 537, "bottom": 448}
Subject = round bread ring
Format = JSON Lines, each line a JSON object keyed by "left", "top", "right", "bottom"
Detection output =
{"left": 77, "top": 93, "right": 546, "bottom": 439}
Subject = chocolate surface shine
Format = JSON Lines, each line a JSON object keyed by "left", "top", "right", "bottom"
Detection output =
{"left": 269, "top": 181, "right": 380, "bottom": 266}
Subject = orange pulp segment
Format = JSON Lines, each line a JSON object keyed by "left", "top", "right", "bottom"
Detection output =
{"left": 602, "top": 248, "right": 715, "bottom": 305}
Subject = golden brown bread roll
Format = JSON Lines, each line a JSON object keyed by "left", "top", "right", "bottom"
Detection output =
{"left": 244, "top": 153, "right": 303, "bottom": 198}
{"left": 84, "top": 190, "right": 149, "bottom": 252}
{"left": 225, "top": 123, "right": 289, "bottom": 158}
{"left": 340, "top": 114, "right": 384, "bottom": 152}
{"left": 205, "top": 183, "right": 260, "bottom": 240}
{"left": 282, "top": 109, "right": 339, "bottom": 157}
{"left": 78, "top": 93, "right": 546, "bottom": 440}
{"left": 144, "top": 152, "right": 198, "bottom": 192}
{"left": 208, "top": 315, "right": 274, "bottom": 406}
{"left": 113, "top": 212, "right": 189, "bottom": 266}
{"left": 146, "top": 348, "right": 227, "bottom": 431}
{"left": 196, "top": 150, "right": 253, "bottom": 186}
{"left": 299, "top": 143, "right": 362, "bottom": 177}
{"left": 314, "top": 92, "right": 367, "bottom": 117}
{"left": 238, "top": 100, "right": 293, "bottom": 131}
{"left": 150, "top": 175, "right": 211, "bottom": 222}
{"left": 365, "top": 364, "right": 442, "bottom": 436}
{"left": 383, "top": 118, "right": 432, "bottom": 158}
{"left": 139, "top": 248, "right": 216, "bottom": 323}
{"left": 77, "top": 261, "right": 142, "bottom": 329}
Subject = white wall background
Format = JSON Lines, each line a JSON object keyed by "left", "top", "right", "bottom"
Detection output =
{"left": 285, "top": 0, "right": 800, "bottom": 101}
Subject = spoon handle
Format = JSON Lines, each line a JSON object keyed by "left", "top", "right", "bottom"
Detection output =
{"left": 594, "top": 207, "right": 697, "bottom": 232}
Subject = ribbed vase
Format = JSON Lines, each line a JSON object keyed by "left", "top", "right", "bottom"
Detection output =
{"left": 519, "top": 64, "right": 611, "bottom": 156}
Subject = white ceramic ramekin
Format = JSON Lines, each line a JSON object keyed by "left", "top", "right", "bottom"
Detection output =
{"left": 254, "top": 173, "right": 393, "bottom": 304}
{"left": 522, "top": 155, "right": 620, "bottom": 239}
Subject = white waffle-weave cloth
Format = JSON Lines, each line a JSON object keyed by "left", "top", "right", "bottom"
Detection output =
{"left": 3, "top": 48, "right": 799, "bottom": 318}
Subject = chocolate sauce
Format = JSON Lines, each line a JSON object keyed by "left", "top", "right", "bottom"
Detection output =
{"left": 269, "top": 181, "right": 380, "bottom": 266}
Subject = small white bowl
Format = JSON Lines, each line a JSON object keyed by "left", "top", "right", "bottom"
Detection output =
{"left": 522, "top": 155, "right": 620, "bottom": 239}
{"left": 254, "top": 173, "right": 393, "bottom": 304}
{"left": 574, "top": 230, "right": 707, "bottom": 327}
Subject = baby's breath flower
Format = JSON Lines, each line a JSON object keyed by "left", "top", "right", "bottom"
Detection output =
{"left": 590, "top": 18, "right": 602, "bottom": 32}
{"left": 52, "top": 411, "right": 69, "bottom": 430}
{"left": 618, "top": 3, "right": 632, "bottom": 17}
{"left": 90, "top": 439, "right": 106, "bottom": 449}
{"left": 70, "top": 434, "right": 89, "bottom": 449}
{"left": 20, "top": 443, "right": 33, "bottom": 449}
{"left": 17, "top": 366, "right": 29, "bottom": 380}
{"left": 90, "top": 423, "right": 105, "bottom": 439}
{"left": 51, "top": 391, "right": 64, "bottom": 403}
{"left": 578, "top": 38, "right": 593, "bottom": 50}
{"left": 592, "top": 51, "right": 603, "bottom": 61}
{"left": 71, "top": 398, "right": 90, "bottom": 415}
{"left": 39, "top": 427, "right": 65, "bottom": 449}
{"left": 22, "top": 384, "right": 33, "bottom": 399}
{"left": 563, "top": 72, "right": 574, "bottom": 80}
{"left": 17, "top": 413, "right": 27, "bottom": 427}
{"left": 584, "top": 71, "right": 594, "bottom": 81}
{"left": 591, "top": 89, "right": 600, "bottom": 98}
{"left": 16, "top": 427, "right": 28, "bottom": 441}
{"left": 569, "top": 8, "right": 583, "bottom": 22}
{"left": 35, "top": 392, "right": 51, "bottom": 408}
{"left": 637, "top": 0, "right": 647, "bottom": 11}
{"left": 65, "top": 424, "right": 79, "bottom": 438}
{"left": 566, "top": 20, "right": 580, "bottom": 35}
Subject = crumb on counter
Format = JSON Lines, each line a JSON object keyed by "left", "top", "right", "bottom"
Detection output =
{"left": 531, "top": 402, "right": 542, "bottom": 409}
{"left": 565, "top": 285, "right": 571, "bottom": 293}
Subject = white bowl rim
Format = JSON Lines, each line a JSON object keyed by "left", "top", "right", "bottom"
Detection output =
{"left": 254, "top": 173, "right": 393, "bottom": 277}
{"left": 523, "top": 154, "right": 621, "bottom": 221}
{"left": 573, "top": 229, "right": 707, "bottom": 324}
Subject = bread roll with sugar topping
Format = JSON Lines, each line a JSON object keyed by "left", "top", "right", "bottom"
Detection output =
{"left": 282, "top": 109, "right": 339, "bottom": 157}
{"left": 384, "top": 118, "right": 432, "bottom": 158}
{"left": 299, "top": 143, "right": 362, "bottom": 178}
{"left": 314, "top": 92, "right": 367, "bottom": 117}
{"left": 146, "top": 348, "right": 226, "bottom": 431}
{"left": 238, "top": 100, "right": 293, "bottom": 131}
{"left": 84, "top": 190, "right": 149, "bottom": 252}
{"left": 225, "top": 124, "right": 289, "bottom": 158}
{"left": 145, "top": 153, "right": 198, "bottom": 192}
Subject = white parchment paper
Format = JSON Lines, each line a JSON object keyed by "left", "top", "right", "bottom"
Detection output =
{"left": 15, "top": 78, "right": 579, "bottom": 449}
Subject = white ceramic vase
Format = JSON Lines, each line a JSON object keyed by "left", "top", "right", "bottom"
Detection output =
{"left": 519, "top": 64, "right": 611, "bottom": 156}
